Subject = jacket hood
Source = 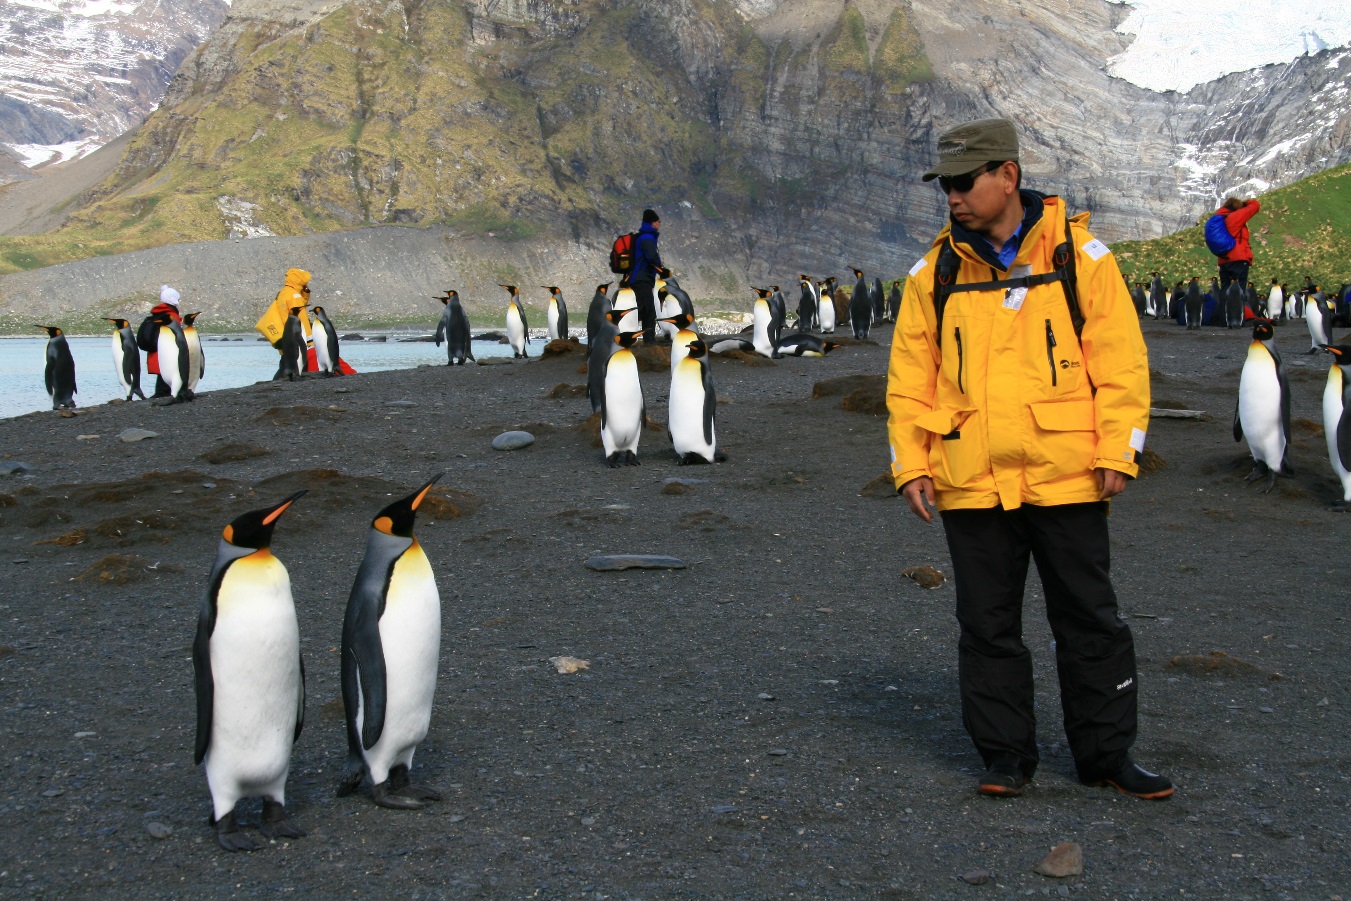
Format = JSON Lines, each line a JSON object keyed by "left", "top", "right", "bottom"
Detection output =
{"left": 285, "top": 268, "right": 312, "bottom": 292}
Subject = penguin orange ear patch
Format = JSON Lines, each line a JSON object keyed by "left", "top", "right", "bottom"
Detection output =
{"left": 374, "top": 515, "right": 395, "bottom": 535}
{"left": 222, "top": 524, "right": 234, "bottom": 544}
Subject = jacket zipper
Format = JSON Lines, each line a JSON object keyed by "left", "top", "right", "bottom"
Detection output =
{"left": 1045, "top": 319, "right": 1057, "bottom": 387}
{"left": 954, "top": 326, "right": 965, "bottom": 394}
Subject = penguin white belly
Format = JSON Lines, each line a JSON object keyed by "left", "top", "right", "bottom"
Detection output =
{"left": 1309, "top": 308, "right": 1328, "bottom": 347}
{"left": 110, "top": 335, "right": 130, "bottom": 394}
{"left": 657, "top": 297, "right": 682, "bottom": 341}
{"left": 313, "top": 320, "right": 334, "bottom": 373}
{"left": 507, "top": 305, "right": 527, "bottom": 355}
{"left": 1324, "top": 366, "right": 1351, "bottom": 501}
{"left": 547, "top": 301, "right": 561, "bottom": 340}
{"left": 205, "top": 558, "right": 300, "bottom": 818}
{"left": 185, "top": 332, "right": 204, "bottom": 392}
{"left": 1267, "top": 290, "right": 1282, "bottom": 320}
{"left": 357, "top": 545, "right": 440, "bottom": 784}
{"left": 670, "top": 360, "right": 714, "bottom": 461}
{"left": 752, "top": 303, "right": 773, "bottom": 357}
{"left": 602, "top": 353, "right": 643, "bottom": 455}
{"left": 158, "top": 328, "right": 184, "bottom": 395}
{"left": 1238, "top": 345, "right": 1285, "bottom": 469}
{"left": 819, "top": 296, "right": 835, "bottom": 333}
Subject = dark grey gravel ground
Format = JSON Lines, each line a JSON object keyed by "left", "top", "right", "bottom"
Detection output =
{"left": 0, "top": 319, "right": 1347, "bottom": 899}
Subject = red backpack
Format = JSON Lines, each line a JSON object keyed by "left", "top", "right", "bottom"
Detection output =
{"left": 609, "top": 232, "right": 636, "bottom": 275}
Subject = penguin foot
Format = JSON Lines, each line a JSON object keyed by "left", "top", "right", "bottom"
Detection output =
{"left": 625, "top": 451, "right": 640, "bottom": 467}
{"left": 389, "top": 764, "right": 442, "bottom": 802}
{"left": 214, "top": 811, "right": 260, "bottom": 852}
{"left": 336, "top": 763, "right": 365, "bottom": 797}
{"left": 606, "top": 453, "right": 623, "bottom": 469}
{"left": 372, "top": 781, "right": 426, "bottom": 810}
{"left": 259, "top": 800, "right": 306, "bottom": 840}
{"left": 1329, "top": 499, "right": 1350, "bottom": 512}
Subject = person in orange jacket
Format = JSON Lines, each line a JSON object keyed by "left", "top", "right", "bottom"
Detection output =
{"left": 1214, "top": 196, "right": 1260, "bottom": 293}
{"left": 136, "top": 285, "right": 184, "bottom": 398}
{"left": 887, "top": 118, "right": 1172, "bottom": 802}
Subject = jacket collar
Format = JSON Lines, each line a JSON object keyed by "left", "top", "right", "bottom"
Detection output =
{"left": 945, "top": 190, "right": 1050, "bottom": 271}
{"left": 638, "top": 222, "right": 660, "bottom": 239}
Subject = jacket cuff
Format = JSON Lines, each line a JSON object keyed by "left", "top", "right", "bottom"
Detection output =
{"left": 1093, "top": 457, "right": 1138, "bottom": 478}
{"left": 892, "top": 466, "right": 931, "bottom": 491}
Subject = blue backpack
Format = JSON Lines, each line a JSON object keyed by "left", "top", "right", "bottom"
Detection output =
{"left": 1203, "top": 212, "right": 1236, "bottom": 256}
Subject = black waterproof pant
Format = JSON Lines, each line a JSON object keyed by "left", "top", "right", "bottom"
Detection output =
{"left": 631, "top": 280, "right": 658, "bottom": 344}
{"left": 1219, "top": 260, "right": 1250, "bottom": 293}
{"left": 940, "top": 502, "right": 1137, "bottom": 783}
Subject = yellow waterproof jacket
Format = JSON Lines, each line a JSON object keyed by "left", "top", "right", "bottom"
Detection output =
{"left": 255, "top": 268, "right": 312, "bottom": 346}
{"left": 886, "top": 196, "right": 1149, "bottom": 511}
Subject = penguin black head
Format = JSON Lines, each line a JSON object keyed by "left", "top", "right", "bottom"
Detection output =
{"left": 104, "top": 317, "right": 130, "bottom": 329}
{"left": 596, "top": 283, "right": 611, "bottom": 295}
{"left": 1251, "top": 318, "right": 1276, "bottom": 341}
{"left": 500, "top": 284, "right": 518, "bottom": 297}
{"left": 822, "top": 341, "right": 843, "bottom": 354}
{"left": 850, "top": 268, "right": 864, "bottom": 278}
{"left": 685, "top": 338, "right": 708, "bottom": 358}
{"left": 372, "top": 474, "right": 444, "bottom": 538}
{"left": 289, "top": 306, "right": 304, "bottom": 316}
{"left": 541, "top": 286, "right": 560, "bottom": 294}
{"left": 222, "top": 491, "right": 307, "bottom": 550}
{"left": 34, "top": 325, "right": 63, "bottom": 337}
{"left": 751, "top": 287, "right": 771, "bottom": 299}
{"left": 799, "top": 274, "right": 812, "bottom": 281}
{"left": 309, "top": 306, "right": 324, "bottom": 317}
{"left": 660, "top": 312, "right": 694, "bottom": 331}
{"left": 657, "top": 266, "right": 672, "bottom": 279}
{"left": 183, "top": 312, "right": 202, "bottom": 326}
{"left": 1322, "top": 344, "right": 1351, "bottom": 362}
{"left": 605, "top": 307, "right": 636, "bottom": 327}
{"left": 614, "top": 331, "right": 640, "bottom": 349}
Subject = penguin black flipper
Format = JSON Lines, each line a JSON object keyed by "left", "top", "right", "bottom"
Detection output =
{"left": 343, "top": 576, "right": 389, "bottom": 752}
{"left": 1232, "top": 398, "right": 1243, "bottom": 443}
{"left": 192, "top": 565, "right": 225, "bottom": 766}
{"left": 1279, "top": 366, "right": 1293, "bottom": 473}
{"left": 294, "top": 651, "right": 306, "bottom": 743}
{"left": 701, "top": 360, "right": 716, "bottom": 448}
{"left": 1340, "top": 379, "right": 1351, "bottom": 473}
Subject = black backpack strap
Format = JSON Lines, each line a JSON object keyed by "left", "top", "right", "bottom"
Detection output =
{"left": 1055, "top": 209, "right": 1084, "bottom": 338}
{"left": 932, "top": 237, "right": 962, "bottom": 348}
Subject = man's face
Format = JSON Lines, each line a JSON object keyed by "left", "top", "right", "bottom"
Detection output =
{"left": 945, "top": 162, "right": 1016, "bottom": 235}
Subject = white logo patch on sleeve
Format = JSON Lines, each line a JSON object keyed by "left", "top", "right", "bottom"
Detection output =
{"left": 1081, "top": 239, "right": 1111, "bottom": 261}
{"left": 1129, "top": 427, "right": 1146, "bottom": 453}
{"left": 908, "top": 257, "right": 928, "bottom": 277}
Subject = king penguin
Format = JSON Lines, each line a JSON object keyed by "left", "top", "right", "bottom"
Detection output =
{"left": 1225, "top": 280, "right": 1245, "bottom": 329}
{"left": 1267, "top": 279, "right": 1284, "bottom": 320}
{"left": 661, "top": 311, "right": 699, "bottom": 371}
{"left": 338, "top": 475, "right": 446, "bottom": 809}
{"left": 278, "top": 307, "right": 307, "bottom": 381}
{"left": 433, "top": 290, "right": 474, "bottom": 365}
{"left": 669, "top": 338, "right": 718, "bottom": 465}
{"left": 751, "top": 288, "right": 776, "bottom": 358}
{"left": 194, "top": 491, "right": 308, "bottom": 851}
{"left": 104, "top": 318, "right": 145, "bottom": 401}
{"left": 1184, "top": 277, "right": 1204, "bottom": 330}
{"left": 1234, "top": 318, "right": 1292, "bottom": 492}
{"left": 848, "top": 268, "right": 871, "bottom": 338}
{"left": 36, "top": 325, "right": 77, "bottom": 410}
{"left": 1321, "top": 344, "right": 1351, "bottom": 509}
{"left": 154, "top": 313, "right": 191, "bottom": 402}
{"left": 310, "top": 305, "right": 341, "bottom": 376}
{"left": 1307, "top": 289, "right": 1333, "bottom": 353}
{"left": 775, "top": 333, "right": 843, "bottom": 357}
{"left": 586, "top": 282, "right": 614, "bottom": 347}
{"left": 818, "top": 279, "right": 837, "bottom": 333}
{"left": 502, "top": 284, "right": 530, "bottom": 358}
{"left": 1149, "top": 272, "right": 1167, "bottom": 320}
{"left": 796, "top": 275, "right": 818, "bottom": 331}
{"left": 181, "top": 312, "right": 205, "bottom": 398}
{"left": 601, "top": 326, "right": 645, "bottom": 467}
{"left": 543, "top": 286, "right": 569, "bottom": 341}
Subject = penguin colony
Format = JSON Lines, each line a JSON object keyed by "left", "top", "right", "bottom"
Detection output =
{"left": 1129, "top": 267, "right": 1351, "bottom": 502}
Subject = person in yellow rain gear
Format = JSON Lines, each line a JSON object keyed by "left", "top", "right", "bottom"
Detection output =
{"left": 256, "top": 269, "right": 313, "bottom": 378}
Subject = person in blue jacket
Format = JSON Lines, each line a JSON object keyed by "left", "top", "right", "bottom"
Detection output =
{"left": 627, "top": 209, "right": 665, "bottom": 344}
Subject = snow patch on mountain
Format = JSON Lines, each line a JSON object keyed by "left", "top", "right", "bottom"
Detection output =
{"left": 1109, "top": 0, "right": 1351, "bottom": 93}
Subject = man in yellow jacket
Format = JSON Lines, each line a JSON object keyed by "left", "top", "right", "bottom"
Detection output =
{"left": 886, "top": 119, "right": 1172, "bottom": 800}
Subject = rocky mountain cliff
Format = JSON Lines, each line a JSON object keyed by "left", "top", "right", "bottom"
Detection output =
{"left": 0, "top": 0, "right": 1347, "bottom": 326}
{"left": 0, "top": 0, "right": 230, "bottom": 167}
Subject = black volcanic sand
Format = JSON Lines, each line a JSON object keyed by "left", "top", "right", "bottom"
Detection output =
{"left": 0, "top": 321, "right": 1347, "bottom": 899}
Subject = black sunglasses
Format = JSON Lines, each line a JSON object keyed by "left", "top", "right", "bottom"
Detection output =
{"left": 938, "top": 161, "right": 1002, "bottom": 195}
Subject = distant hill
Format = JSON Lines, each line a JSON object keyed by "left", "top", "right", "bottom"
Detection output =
{"left": 1113, "top": 162, "right": 1351, "bottom": 294}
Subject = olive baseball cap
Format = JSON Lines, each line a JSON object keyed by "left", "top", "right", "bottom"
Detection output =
{"left": 922, "top": 118, "right": 1020, "bottom": 182}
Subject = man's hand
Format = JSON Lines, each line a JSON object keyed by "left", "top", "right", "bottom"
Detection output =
{"left": 1096, "top": 468, "right": 1128, "bottom": 500}
{"left": 901, "top": 476, "right": 937, "bottom": 523}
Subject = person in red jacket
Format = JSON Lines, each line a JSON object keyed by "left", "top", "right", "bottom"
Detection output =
{"left": 1215, "top": 196, "right": 1260, "bottom": 293}
{"left": 135, "top": 285, "right": 184, "bottom": 398}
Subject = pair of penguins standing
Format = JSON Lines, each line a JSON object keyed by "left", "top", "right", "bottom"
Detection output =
{"left": 1234, "top": 317, "right": 1351, "bottom": 507}
{"left": 276, "top": 303, "right": 343, "bottom": 380}
{"left": 583, "top": 276, "right": 719, "bottom": 467}
{"left": 194, "top": 476, "right": 445, "bottom": 851}
{"left": 432, "top": 285, "right": 570, "bottom": 365}
{"left": 845, "top": 268, "right": 902, "bottom": 341}
{"left": 129, "top": 288, "right": 206, "bottom": 403}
